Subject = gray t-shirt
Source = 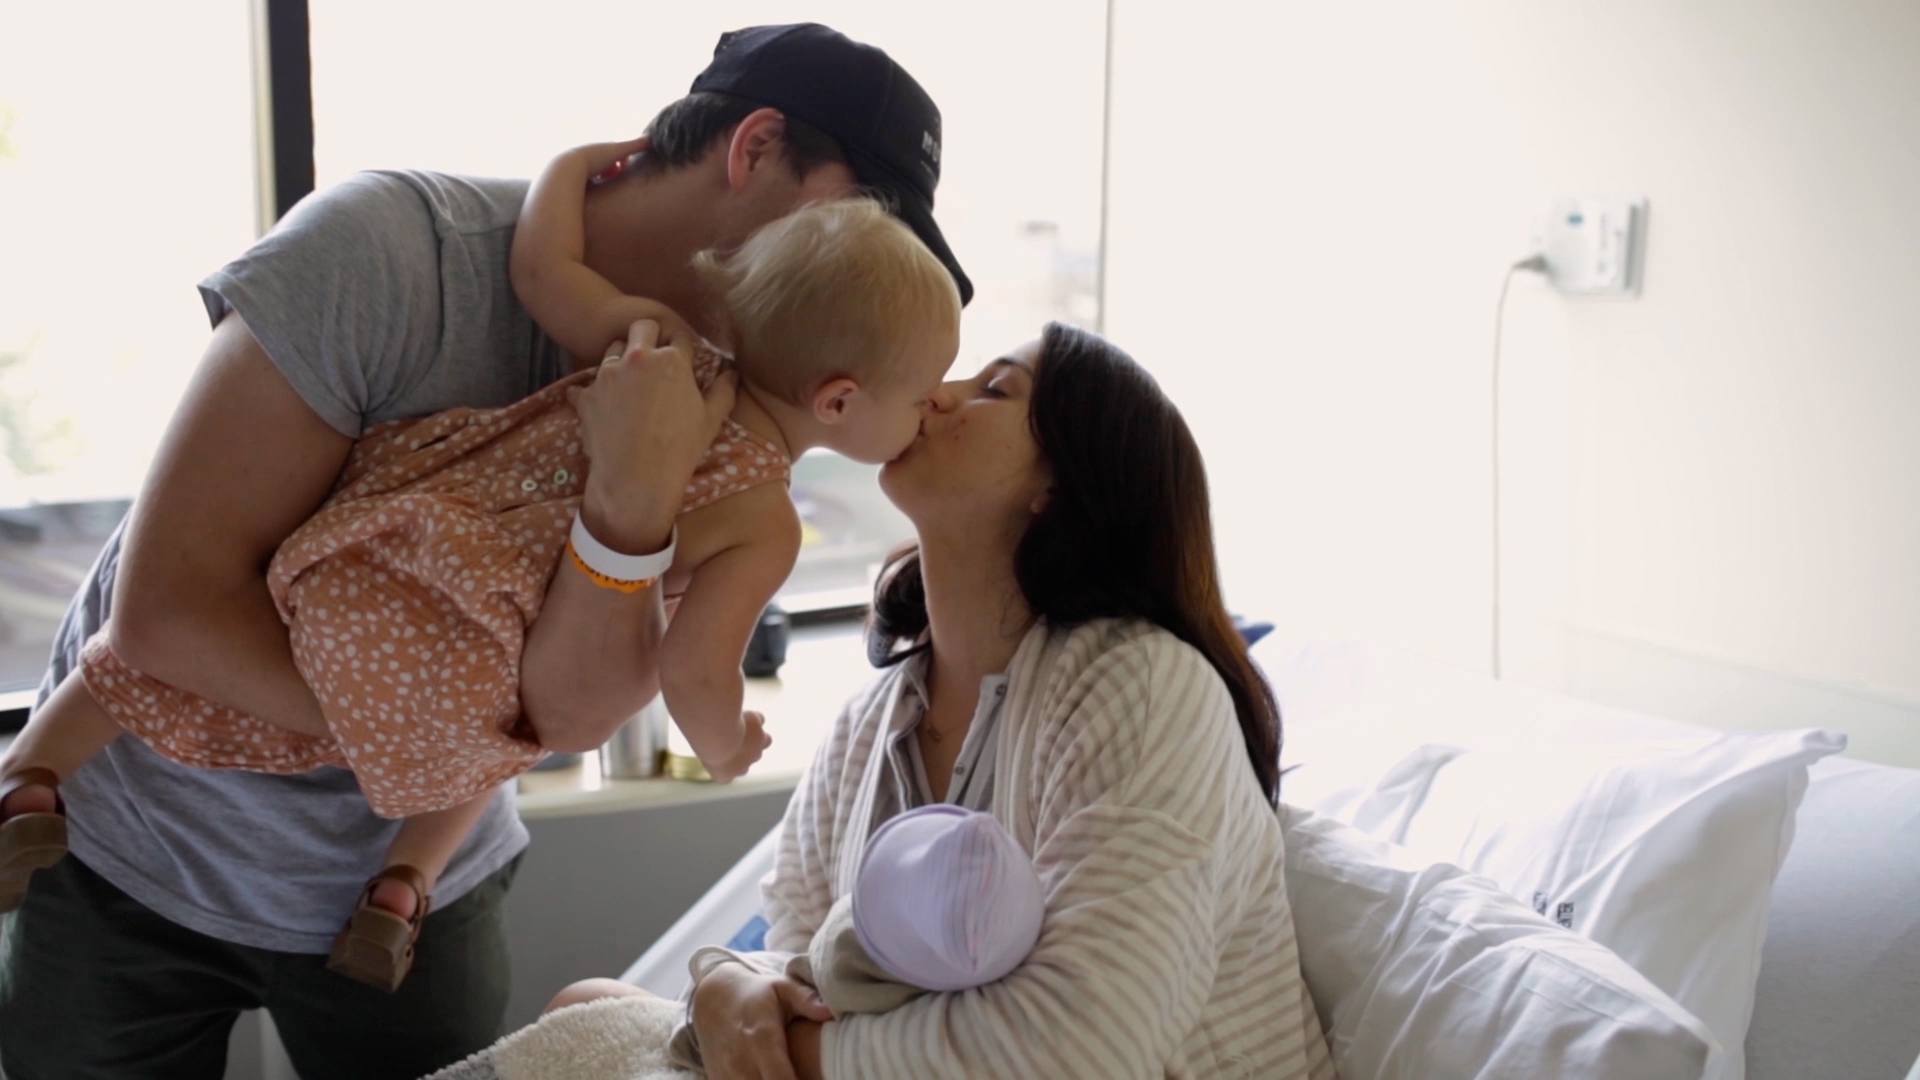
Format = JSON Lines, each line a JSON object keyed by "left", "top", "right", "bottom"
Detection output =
{"left": 35, "top": 170, "right": 570, "bottom": 953}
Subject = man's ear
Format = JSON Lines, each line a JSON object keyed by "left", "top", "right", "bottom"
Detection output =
{"left": 724, "top": 107, "right": 790, "bottom": 192}
{"left": 811, "top": 377, "right": 860, "bottom": 424}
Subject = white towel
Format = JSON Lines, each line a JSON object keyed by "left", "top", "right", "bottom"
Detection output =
{"left": 421, "top": 994, "right": 697, "bottom": 1080}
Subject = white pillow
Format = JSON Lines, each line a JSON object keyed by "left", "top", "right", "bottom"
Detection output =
{"left": 1280, "top": 804, "right": 1720, "bottom": 1079}
{"left": 1748, "top": 756, "right": 1920, "bottom": 1080}
{"left": 1394, "top": 727, "right": 1843, "bottom": 1080}
{"left": 1260, "top": 639, "right": 1846, "bottom": 1079}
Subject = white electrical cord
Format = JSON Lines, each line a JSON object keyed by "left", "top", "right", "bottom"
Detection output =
{"left": 1492, "top": 255, "right": 1548, "bottom": 679}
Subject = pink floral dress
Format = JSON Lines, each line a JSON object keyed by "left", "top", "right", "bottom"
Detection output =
{"left": 80, "top": 351, "right": 788, "bottom": 817}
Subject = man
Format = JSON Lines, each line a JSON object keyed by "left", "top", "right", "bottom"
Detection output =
{"left": 0, "top": 23, "right": 968, "bottom": 1079}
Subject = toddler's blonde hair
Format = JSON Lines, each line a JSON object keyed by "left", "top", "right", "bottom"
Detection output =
{"left": 692, "top": 199, "right": 961, "bottom": 405}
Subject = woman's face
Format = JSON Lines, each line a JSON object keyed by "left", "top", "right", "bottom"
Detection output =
{"left": 879, "top": 338, "right": 1051, "bottom": 542}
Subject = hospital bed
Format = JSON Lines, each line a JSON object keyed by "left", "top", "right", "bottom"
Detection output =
{"left": 623, "top": 635, "right": 1920, "bottom": 1080}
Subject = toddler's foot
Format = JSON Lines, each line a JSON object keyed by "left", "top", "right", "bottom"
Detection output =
{"left": 327, "top": 865, "right": 431, "bottom": 993}
{"left": 0, "top": 784, "right": 58, "bottom": 820}
{"left": 368, "top": 876, "right": 422, "bottom": 920}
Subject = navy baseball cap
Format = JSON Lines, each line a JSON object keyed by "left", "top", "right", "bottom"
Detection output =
{"left": 691, "top": 23, "right": 973, "bottom": 306}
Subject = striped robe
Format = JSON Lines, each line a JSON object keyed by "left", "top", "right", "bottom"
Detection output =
{"left": 719, "top": 617, "right": 1334, "bottom": 1079}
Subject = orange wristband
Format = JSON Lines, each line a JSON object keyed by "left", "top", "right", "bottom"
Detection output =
{"left": 566, "top": 540, "right": 657, "bottom": 594}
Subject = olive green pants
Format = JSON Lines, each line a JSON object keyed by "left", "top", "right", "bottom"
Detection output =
{"left": 0, "top": 853, "right": 519, "bottom": 1079}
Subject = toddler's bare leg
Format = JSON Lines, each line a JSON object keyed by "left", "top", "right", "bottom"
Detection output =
{"left": 544, "top": 978, "right": 661, "bottom": 1015}
{"left": 0, "top": 672, "right": 123, "bottom": 815}
{"left": 0, "top": 672, "right": 123, "bottom": 908}
{"left": 325, "top": 789, "right": 501, "bottom": 991}
{"left": 366, "top": 789, "right": 499, "bottom": 918}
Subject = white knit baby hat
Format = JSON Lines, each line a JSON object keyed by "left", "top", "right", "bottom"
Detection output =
{"left": 850, "top": 805, "right": 1045, "bottom": 992}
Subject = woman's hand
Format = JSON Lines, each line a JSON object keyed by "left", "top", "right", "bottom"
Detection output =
{"left": 567, "top": 318, "right": 737, "bottom": 555}
{"left": 786, "top": 1020, "right": 826, "bottom": 1080}
{"left": 692, "top": 962, "right": 834, "bottom": 1080}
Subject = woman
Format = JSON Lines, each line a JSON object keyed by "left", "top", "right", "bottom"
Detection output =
{"left": 563, "top": 323, "right": 1332, "bottom": 1078}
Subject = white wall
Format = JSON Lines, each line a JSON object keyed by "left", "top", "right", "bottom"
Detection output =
{"left": 1104, "top": 1, "right": 1920, "bottom": 758}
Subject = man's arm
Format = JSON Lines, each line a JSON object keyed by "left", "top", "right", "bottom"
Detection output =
{"left": 106, "top": 314, "right": 347, "bottom": 735}
{"left": 515, "top": 537, "right": 669, "bottom": 754}
{"left": 519, "top": 318, "right": 738, "bottom": 751}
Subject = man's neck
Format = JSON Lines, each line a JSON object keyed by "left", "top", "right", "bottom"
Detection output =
{"left": 580, "top": 165, "right": 730, "bottom": 342}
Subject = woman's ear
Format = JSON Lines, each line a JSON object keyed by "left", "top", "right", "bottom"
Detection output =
{"left": 1028, "top": 484, "right": 1054, "bottom": 517}
{"left": 811, "top": 377, "right": 860, "bottom": 425}
{"left": 724, "top": 107, "right": 789, "bottom": 192}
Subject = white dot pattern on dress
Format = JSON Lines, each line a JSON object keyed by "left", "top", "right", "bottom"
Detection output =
{"left": 77, "top": 348, "right": 791, "bottom": 819}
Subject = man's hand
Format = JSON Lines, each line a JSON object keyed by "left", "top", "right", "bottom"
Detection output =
{"left": 566, "top": 317, "right": 737, "bottom": 555}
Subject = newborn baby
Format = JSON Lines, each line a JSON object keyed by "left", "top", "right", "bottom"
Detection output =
{"left": 794, "top": 805, "right": 1045, "bottom": 1013}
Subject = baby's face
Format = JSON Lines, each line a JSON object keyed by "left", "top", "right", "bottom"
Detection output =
{"left": 833, "top": 326, "right": 960, "bottom": 465}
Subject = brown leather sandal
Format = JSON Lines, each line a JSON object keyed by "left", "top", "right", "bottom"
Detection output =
{"left": 0, "top": 766, "right": 69, "bottom": 913}
{"left": 326, "top": 864, "right": 432, "bottom": 993}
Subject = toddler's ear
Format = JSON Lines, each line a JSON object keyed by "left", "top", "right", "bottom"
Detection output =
{"left": 812, "top": 377, "right": 861, "bottom": 425}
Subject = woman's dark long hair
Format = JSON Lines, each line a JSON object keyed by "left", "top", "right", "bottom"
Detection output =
{"left": 868, "top": 322, "right": 1283, "bottom": 803}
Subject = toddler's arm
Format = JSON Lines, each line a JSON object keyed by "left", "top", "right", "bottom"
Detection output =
{"left": 510, "top": 140, "right": 695, "bottom": 361}
{"left": 657, "top": 496, "right": 803, "bottom": 781}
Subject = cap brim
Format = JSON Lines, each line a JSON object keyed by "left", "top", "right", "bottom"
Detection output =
{"left": 846, "top": 148, "right": 974, "bottom": 307}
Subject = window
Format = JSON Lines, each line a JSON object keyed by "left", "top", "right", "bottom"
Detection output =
{"left": 0, "top": 4, "right": 259, "bottom": 702}
{"left": 1, "top": 2, "right": 1108, "bottom": 708}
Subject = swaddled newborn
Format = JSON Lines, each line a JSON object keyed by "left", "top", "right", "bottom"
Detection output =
{"left": 667, "top": 808, "right": 1042, "bottom": 1072}
{"left": 792, "top": 805, "right": 1045, "bottom": 1014}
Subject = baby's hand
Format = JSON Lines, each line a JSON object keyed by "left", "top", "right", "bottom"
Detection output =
{"left": 597, "top": 297, "right": 702, "bottom": 360}
{"left": 703, "top": 711, "right": 771, "bottom": 784}
{"left": 574, "top": 136, "right": 651, "bottom": 187}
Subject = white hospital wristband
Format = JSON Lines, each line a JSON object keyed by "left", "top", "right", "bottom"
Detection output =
{"left": 569, "top": 512, "right": 676, "bottom": 583}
